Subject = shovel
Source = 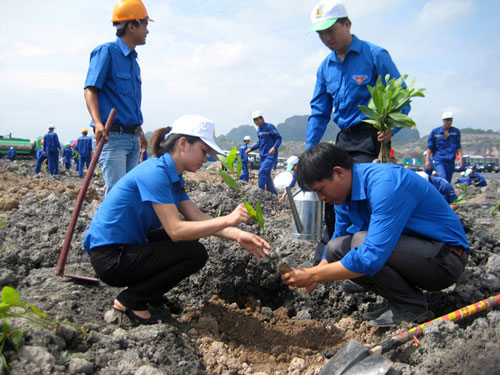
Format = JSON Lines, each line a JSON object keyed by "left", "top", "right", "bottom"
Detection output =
{"left": 320, "top": 294, "right": 500, "bottom": 375}
{"left": 56, "top": 108, "right": 117, "bottom": 283}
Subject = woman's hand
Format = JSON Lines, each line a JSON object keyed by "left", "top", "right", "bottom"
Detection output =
{"left": 236, "top": 231, "right": 270, "bottom": 258}
{"left": 225, "top": 204, "right": 250, "bottom": 227}
{"left": 282, "top": 267, "right": 317, "bottom": 291}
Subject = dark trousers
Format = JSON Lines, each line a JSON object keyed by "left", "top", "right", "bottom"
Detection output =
{"left": 326, "top": 231, "right": 464, "bottom": 312}
{"left": 89, "top": 230, "right": 208, "bottom": 310}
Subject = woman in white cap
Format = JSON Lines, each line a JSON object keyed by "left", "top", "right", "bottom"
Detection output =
{"left": 83, "top": 115, "right": 270, "bottom": 325}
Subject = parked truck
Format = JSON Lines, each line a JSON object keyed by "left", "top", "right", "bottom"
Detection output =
{"left": 0, "top": 136, "right": 38, "bottom": 159}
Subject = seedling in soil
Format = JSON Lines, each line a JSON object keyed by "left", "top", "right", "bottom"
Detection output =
{"left": 217, "top": 148, "right": 308, "bottom": 298}
{"left": 452, "top": 184, "right": 469, "bottom": 206}
{"left": 492, "top": 202, "right": 500, "bottom": 217}
{"left": 359, "top": 74, "right": 425, "bottom": 163}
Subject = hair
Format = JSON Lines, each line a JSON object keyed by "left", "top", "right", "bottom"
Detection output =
{"left": 151, "top": 127, "right": 200, "bottom": 157}
{"left": 296, "top": 143, "right": 353, "bottom": 191}
{"left": 336, "top": 17, "right": 350, "bottom": 25}
{"left": 114, "top": 19, "right": 141, "bottom": 37}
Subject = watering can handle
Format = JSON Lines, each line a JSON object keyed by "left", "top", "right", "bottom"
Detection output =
{"left": 286, "top": 187, "right": 303, "bottom": 233}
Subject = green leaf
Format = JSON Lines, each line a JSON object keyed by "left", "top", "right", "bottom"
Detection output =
{"left": 388, "top": 112, "right": 416, "bottom": 128}
{"left": 255, "top": 201, "right": 265, "bottom": 231}
{"left": 217, "top": 154, "right": 230, "bottom": 171}
{"left": 243, "top": 199, "right": 257, "bottom": 224}
{"left": 10, "top": 330, "right": 23, "bottom": 349}
{"left": 492, "top": 202, "right": 500, "bottom": 217}
{"left": 2, "top": 317, "right": 11, "bottom": 334}
{"left": 227, "top": 148, "right": 237, "bottom": 173}
{"left": 0, "top": 302, "right": 10, "bottom": 313}
{"left": 29, "top": 304, "right": 47, "bottom": 318}
{"left": 1, "top": 286, "right": 22, "bottom": 307}
{"left": 218, "top": 170, "right": 240, "bottom": 191}
{"left": 236, "top": 155, "right": 242, "bottom": 179}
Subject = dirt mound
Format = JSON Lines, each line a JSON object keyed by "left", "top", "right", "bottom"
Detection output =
{"left": 0, "top": 158, "right": 499, "bottom": 375}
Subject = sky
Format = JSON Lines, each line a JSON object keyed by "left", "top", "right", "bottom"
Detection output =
{"left": 1, "top": 0, "right": 499, "bottom": 144}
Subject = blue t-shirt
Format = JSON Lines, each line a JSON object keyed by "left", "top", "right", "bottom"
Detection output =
{"left": 83, "top": 153, "right": 190, "bottom": 252}
{"left": 84, "top": 37, "right": 143, "bottom": 127}
{"left": 333, "top": 164, "right": 469, "bottom": 275}
{"left": 306, "top": 35, "right": 409, "bottom": 150}
{"left": 427, "top": 126, "right": 461, "bottom": 162}
{"left": 75, "top": 135, "right": 93, "bottom": 157}
{"left": 250, "top": 122, "right": 282, "bottom": 159}
{"left": 429, "top": 176, "right": 458, "bottom": 204}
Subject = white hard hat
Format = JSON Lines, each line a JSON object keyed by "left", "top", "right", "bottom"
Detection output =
{"left": 243, "top": 135, "right": 251, "bottom": 141}
{"left": 442, "top": 111, "right": 453, "bottom": 120}
{"left": 48, "top": 124, "right": 55, "bottom": 129}
{"left": 416, "top": 171, "right": 429, "bottom": 181}
{"left": 286, "top": 155, "right": 299, "bottom": 171}
{"left": 252, "top": 111, "right": 263, "bottom": 120}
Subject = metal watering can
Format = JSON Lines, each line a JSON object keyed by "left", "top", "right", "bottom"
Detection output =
{"left": 274, "top": 172, "right": 323, "bottom": 241}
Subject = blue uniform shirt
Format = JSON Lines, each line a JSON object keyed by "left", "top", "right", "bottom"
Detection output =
{"left": 75, "top": 135, "right": 93, "bottom": 157}
{"left": 250, "top": 122, "right": 282, "bottom": 158}
{"left": 333, "top": 164, "right": 468, "bottom": 275}
{"left": 84, "top": 37, "right": 143, "bottom": 128}
{"left": 427, "top": 126, "right": 461, "bottom": 162}
{"left": 43, "top": 131, "right": 61, "bottom": 153}
{"left": 239, "top": 143, "right": 249, "bottom": 164}
{"left": 83, "top": 153, "right": 189, "bottom": 252}
{"left": 306, "top": 35, "right": 409, "bottom": 150}
{"left": 469, "top": 172, "right": 487, "bottom": 187}
{"left": 429, "top": 176, "right": 458, "bottom": 204}
{"left": 62, "top": 148, "right": 73, "bottom": 163}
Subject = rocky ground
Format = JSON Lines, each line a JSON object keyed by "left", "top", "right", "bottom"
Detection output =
{"left": 0, "top": 158, "right": 499, "bottom": 375}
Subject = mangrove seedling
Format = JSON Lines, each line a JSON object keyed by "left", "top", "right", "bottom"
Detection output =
{"left": 359, "top": 74, "right": 425, "bottom": 163}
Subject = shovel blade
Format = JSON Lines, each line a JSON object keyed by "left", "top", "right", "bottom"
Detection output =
{"left": 320, "top": 339, "right": 393, "bottom": 375}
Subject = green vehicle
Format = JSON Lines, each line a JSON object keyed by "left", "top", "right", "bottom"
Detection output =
{"left": 0, "top": 137, "right": 37, "bottom": 159}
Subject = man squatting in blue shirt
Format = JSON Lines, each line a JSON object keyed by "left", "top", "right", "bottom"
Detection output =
{"left": 282, "top": 144, "right": 469, "bottom": 327}
{"left": 84, "top": 0, "right": 151, "bottom": 194}
{"left": 305, "top": 0, "right": 410, "bottom": 266}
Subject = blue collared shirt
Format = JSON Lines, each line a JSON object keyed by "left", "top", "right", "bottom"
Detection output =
{"left": 75, "top": 135, "right": 93, "bottom": 157}
{"left": 83, "top": 153, "right": 190, "bottom": 252}
{"left": 84, "top": 37, "right": 143, "bottom": 127}
{"left": 333, "top": 164, "right": 468, "bottom": 275}
{"left": 250, "top": 122, "right": 282, "bottom": 158}
{"left": 43, "top": 131, "right": 61, "bottom": 152}
{"left": 239, "top": 143, "right": 249, "bottom": 163}
{"left": 429, "top": 176, "right": 458, "bottom": 204}
{"left": 306, "top": 35, "right": 409, "bottom": 150}
{"left": 427, "top": 126, "right": 461, "bottom": 162}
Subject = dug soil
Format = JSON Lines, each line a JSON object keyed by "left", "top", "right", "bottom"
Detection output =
{"left": 0, "top": 159, "right": 499, "bottom": 375}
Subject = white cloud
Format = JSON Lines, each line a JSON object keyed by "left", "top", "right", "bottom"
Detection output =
{"left": 416, "top": 0, "right": 473, "bottom": 29}
{"left": 190, "top": 42, "right": 246, "bottom": 70}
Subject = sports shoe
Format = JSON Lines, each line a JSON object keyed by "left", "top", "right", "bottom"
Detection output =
{"left": 368, "top": 305, "right": 429, "bottom": 328}
{"left": 363, "top": 303, "right": 390, "bottom": 320}
{"left": 341, "top": 279, "right": 365, "bottom": 294}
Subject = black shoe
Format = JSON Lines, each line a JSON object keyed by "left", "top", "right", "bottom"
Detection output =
{"left": 148, "top": 296, "right": 182, "bottom": 314}
{"left": 113, "top": 306, "right": 157, "bottom": 326}
{"left": 368, "top": 306, "right": 429, "bottom": 328}
{"left": 363, "top": 303, "right": 390, "bottom": 320}
{"left": 341, "top": 280, "right": 365, "bottom": 294}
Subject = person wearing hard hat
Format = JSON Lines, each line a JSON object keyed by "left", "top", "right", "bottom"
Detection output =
{"left": 7, "top": 147, "right": 17, "bottom": 162}
{"left": 84, "top": 0, "right": 152, "bottom": 192}
{"left": 62, "top": 144, "right": 74, "bottom": 171}
{"left": 425, "top": 112, "right": 463, "bottom": 183}
{"left": 35, "top": 140, "right": 47, "bottom": 174}
{"left": 75, "top": 129, "right": 94, "bottom": 178}
{"left": 246, "top": 111, "right": 282, "bottom": 195}
{"left": 278, "top": 155, "right": 299, "bottom": 204}
{"left": 239, "top": 135, "right": 252, "bottom": 181}
{"left": 304, "top": 0, "right": 410, "bottom": 270}
{"left": 83, "top": 115, "right": 270, "bottom": 325}
{"left": 43, "top": 124, "right": 62, "bottom": 175}
{"left": 416, "top": 171, "right": 459, "bottom": 211}
{"left": 464, "top": 168, "right": 487, "bottom": 187}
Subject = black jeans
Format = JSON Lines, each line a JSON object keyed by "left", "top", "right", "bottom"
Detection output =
{"left": 89, "top": 230, "right": 208, "bottom": 310}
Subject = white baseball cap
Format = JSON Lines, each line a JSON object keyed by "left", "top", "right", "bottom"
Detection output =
{"left": 286, "top": 155, "right": 299, "bottom": 171}
{"left": 252, "top": 110, "right": 263, "bottom": 120}
{"left": 166, "top": 114, "right": 225, "bottom": 158}
{"left": 48, "top": 124, "right": 55, "bottom": 129}
{"left": 308, "top": 0, "right": 348, "bottom": 33}
{"left": 243, "top": 135, "right": 251, "bottom": 141}
{"left": 442, "top": 111, "right": 453, "bottom": 120}
{"left": 464, "top": 168, "right": 473, "bottom": 177}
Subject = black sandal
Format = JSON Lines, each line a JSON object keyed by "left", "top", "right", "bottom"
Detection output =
{"left": 113, "top": 305, "right": 157, "bottom": 326}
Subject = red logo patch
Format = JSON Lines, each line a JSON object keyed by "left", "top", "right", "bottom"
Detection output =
{"left": 353, "top": 75, "right": 368, "bottom": 84}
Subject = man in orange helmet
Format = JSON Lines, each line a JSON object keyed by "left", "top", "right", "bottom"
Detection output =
{"left": 84, "top": 0, "right": 153, "bottom": 193}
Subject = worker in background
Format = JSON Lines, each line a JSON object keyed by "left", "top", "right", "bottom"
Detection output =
{"left": 416, "top": 171, "right": 459, "bottom": 211}
{"left": 73, "top": 148, "right": 80, "bottom": 171}
{"left": 62, "top": 144, "right": 73, "bottom": 170}
{"left": 464, "top": 168, "right": 487, "bottom": 187}
{"left": 425, "top": 112, "right": 463, "bottom": 182}
{"left": 75, "top": 129, "right": 93, "bottom": 178}
{"left": 84, "top": 0, "right": 151, "bottom": 193}
{"left": 282, "top": 143, "right": 468, "bottom": 327}
{"left": 7, "top": 147, "right": 17, "bottom": 161}
{"left": 35, "top": 140, "right": 47, "bottom": 174}
{"left": 246, "top": 111, "right": 282, "bottom": 195}
{"left": 43, "top": 124, "right": 61, "bottom": 175}
{"left": 239, "top": 135, "right": 251, "bottom": 182}
{"left": 279, "top": 155, "right": 299, "bottom": 204}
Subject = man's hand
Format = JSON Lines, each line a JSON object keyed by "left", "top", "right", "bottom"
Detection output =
{"left": 94, "top": 122, "right": 108, "bottom": 144}
{"left": 425, "top": 160, "right": 431, "bottom": 170}
{"left": 236, "top": 231, "right": 270, "bottom": 258}
{"left": 377, "top": 130, "right": 392, "bottom": 143}
{"left": 282, "top": 267, "right": 315, "bottom": 289}
{"left": 245, "top": 149, "right": 251, "bottom": 154}
{"left": 269, "top": 147, "right": 276, "bottom": 155}
{"left": 225, "top": 203, "right": 250, "bottom": 227}
{"left": 139, "top": 133, "right": 148, "bottom": 153}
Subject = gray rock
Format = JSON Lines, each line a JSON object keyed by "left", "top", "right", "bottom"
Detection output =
{"left": 19, "top": 346, "right": 55, "bottom": 372}
{"left": 69, "top": 358, "right": 94, "bottom": 375}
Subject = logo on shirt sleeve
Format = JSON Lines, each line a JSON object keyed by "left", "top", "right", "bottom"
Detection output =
{"left": 353, "top": 75, "right": 368, "bottom": 84}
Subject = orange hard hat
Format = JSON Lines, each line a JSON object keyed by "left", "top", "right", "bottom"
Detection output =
{"left": 82, "top": 128, "right": 88, "bottom": 134}
{"left": 41, "top": 140, "right": 44, "bottom": 145}
{"left": 112, "top": 0, "right": 154, "bottom": 23}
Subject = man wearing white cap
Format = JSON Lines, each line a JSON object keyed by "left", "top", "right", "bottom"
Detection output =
{"left": 43, "top": 124, "right": 62, "bottom": 175}
{"left": 425, "top": 112, "right": 463, "bottom": 182}
{"left": 239, "top": 135, "right": 251, "bottom": 182}
{"left": 246, "top": 111, "right": 282, "bottom": 195}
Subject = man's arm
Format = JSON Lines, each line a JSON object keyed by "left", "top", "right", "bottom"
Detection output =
{"left": 84, "top": 87, "right": 107, "bottom": 143}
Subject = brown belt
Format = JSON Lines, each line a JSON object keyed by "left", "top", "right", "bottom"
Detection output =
{"left": 447, "top": 244, "right": 468, "bottom": 265}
